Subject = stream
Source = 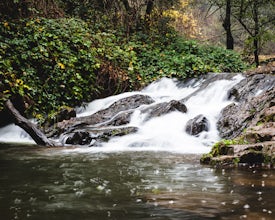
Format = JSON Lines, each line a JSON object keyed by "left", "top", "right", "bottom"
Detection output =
{"left": 0, "top": 74, "right": 274, "bottom": 219}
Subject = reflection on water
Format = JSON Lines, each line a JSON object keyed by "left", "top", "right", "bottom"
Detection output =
{"left": 0, "top": 143, "right": 274, "bottom": 220}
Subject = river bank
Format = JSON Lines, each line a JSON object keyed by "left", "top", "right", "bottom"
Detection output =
{"left": 201, "top": 71, "right": 275, "bottom": 167}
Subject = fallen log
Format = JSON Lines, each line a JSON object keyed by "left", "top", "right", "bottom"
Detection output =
{"left": 5, "top": 99, "right": 56, "bottom": 146}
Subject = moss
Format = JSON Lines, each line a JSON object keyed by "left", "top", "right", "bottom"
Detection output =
{"left": 200, "top": 153, "right": 212, "bottom": 164}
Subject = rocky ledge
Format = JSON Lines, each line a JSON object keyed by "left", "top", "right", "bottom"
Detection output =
{"left": 201, "top": 72, "right": 275, "bottom": 168}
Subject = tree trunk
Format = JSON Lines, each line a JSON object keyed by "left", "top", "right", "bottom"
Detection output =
{"left": 5, "top": 100, "right": 56, "bottom": 146}
{"left": 146, "top": 0, "right": 154, "bottom": 15}
{"left": 253, "top": 0, "right": 260, "bottom": 67}
{"left": 223, "top": 0, "right": 234, "bottom": 50}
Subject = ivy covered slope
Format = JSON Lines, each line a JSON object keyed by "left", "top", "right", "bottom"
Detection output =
{"left": 0, "top": 17, "right": 247, "bottom": 121}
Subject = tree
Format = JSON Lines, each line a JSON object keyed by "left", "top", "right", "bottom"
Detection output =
{"left": 0, "top": 0, "right": 63, "bottom": 19}
{"left": 233, "top": 0, "right": 275, "bottom": 66}
{"left": 206, "top": 0, "right": 234, "bottom": 49}
{"left": 5, "top": 99, "right": 55, "bottom": 146}
{"left": 207, "top": 0, "right": 275, "bottom": 66}
{"left": 223, "top": 0, "right": 234, "bottom": 49}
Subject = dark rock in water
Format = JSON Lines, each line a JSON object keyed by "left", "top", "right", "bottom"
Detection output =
{"left": 65, "top": 131, "right": 93, "bottom": 145}
{"left": 45, "top": 94, "right": 154, "bottom": 137}
{"left": 92, "top": 126, "right": 138, "bottom": 143}
{"left": 102, "top": 111, "right": 133, "bottom": 126}
{"left": 185, "top": 114, "right": 209, "bottom": 136}
{"left": 142, "top": 100, "right": 187, "bottom": 120}
{"left": 64, "top": 126, "right": 138, "bottom": 146}
{"left": 76, "top": 94, "right": 154, "bottom": 125}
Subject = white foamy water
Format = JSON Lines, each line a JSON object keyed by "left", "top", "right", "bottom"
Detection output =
{"left": 0, "top": 74, "right": 244, "bottom": 153}
{"left": 0, "top": 124, "right": 35, "bottom": 144}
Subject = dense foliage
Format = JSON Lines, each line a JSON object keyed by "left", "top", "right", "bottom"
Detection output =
{"left": 0, "top": 0, "right": 249, "bottom": 119}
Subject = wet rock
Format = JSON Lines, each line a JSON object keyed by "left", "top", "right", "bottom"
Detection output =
{"left": 244, "top": 122, "right": 275, "bottom": 143}
{"left": 142, "top": 100, "right": 187, "bottom": 120}
{"left": 75, "top": 94, "right": 154, "bottom": 125}
{"left": 93, "top": 126, "right": 138, "bottom": 143}
{"left": 43, "top": 107, "right": 76, "bottom": 128}
{"left": 45, "top": 94, "right": 154, "bottom": 137}
{"left": 227, "top": 74, "right": 275, "bottom": 102}
{"left": 201, "top": 141, "right": 275, "bottom": 167}
{"left": 185, "top": 114, "right": 209, "bottom": 136}
{"left": 217, "top": 86, "right": 275, "bottom": 139}
{"left": 64, "top": 126, "right": 138, "bottom": 146}
{"left": 65, "top": 131, "right": 93, "bottom": 145}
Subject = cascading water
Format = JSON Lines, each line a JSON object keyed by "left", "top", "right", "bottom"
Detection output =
{"left": 0, "top": 73, "right": 244, "bottom": 153}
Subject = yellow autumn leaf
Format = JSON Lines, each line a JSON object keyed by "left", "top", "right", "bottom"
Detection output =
{"left": 58, "top": 62, "right": 65, "bottom": 69}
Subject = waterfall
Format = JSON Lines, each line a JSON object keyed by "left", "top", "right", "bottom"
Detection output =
{"left": 0, "top": 73, "right": 244, "bottom": 153}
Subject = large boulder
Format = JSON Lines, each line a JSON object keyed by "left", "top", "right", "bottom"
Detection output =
{"left": 142, "top": 100, "right": 187, "bottom": 120}
{"left": 217, "top": 86, "right": 275, "bottom": 139}
{"left": 227, "top": 73, "right": 275, "bottom": 102}
{"left": 202, "top": 73, "right": 275, "bottom": 168}
{"left": 185, "top": 114, "right": 209, "bottom": 136}
{"left": 201, "top": 141, "right": 275, "bottom": 167}
{"left": 79, "top": 94, "right": 154, "bottom": 125}
{"left": 45, "top": 94, "right": 154, "bottom": 137}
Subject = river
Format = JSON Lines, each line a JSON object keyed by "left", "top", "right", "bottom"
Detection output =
{"left": 0, "top": 143, "right": 274, "bottom": 219}
{"left": 0, "top": 74, "right": 274, "bottom": 219}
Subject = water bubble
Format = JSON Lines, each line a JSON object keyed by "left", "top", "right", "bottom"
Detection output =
{"left": 240, "top": 215, "right": 247, "bottom": 219}
{"left": 221, "top": 202, "right": 226, "bottom": 206}
{"left": 263, "top": 209, "right": 267, "bottom": 212}
{"left": 268, "top": 210, "right": 272, "bottom": 214}
{"left": 105, "top": 189, "right": 112, "bottom": 195}
{"left": 49, "top": 195, "right": 56, "bottom": 200}
{"left": 136, "top": 198, "right": 142, "bottom": 203}
{"left": 201, "top": 200, "right": 207, "bottom": 204}
{"left": 243, "top": 204, "right": 250, "bottom": 209}
{"left": 14, "top": 198, "right": 22, "bottom": 205}
{"left": 154, "top": 169, "right": 160, "bottom": 175}
{"left": 74, "top": 180, "right": 84, "bottom": 187}
{"left": 261, "top": 181, "right": 265, "bottom": 187}
{"left": 232, "top": 200, "right": 239, "bottom": 205}
{"left": 29, "top": 197, "right": 36, "bottom": 203}
{"left": 75, "top": 190, "right": 84, "bottom": 198}
{"left": 168, "top": 200, "right": 174, "bottom": 204}
{"left": 262, "top": 174, "right": 268, "bottom": 178}
{"left": 97, "top": 185, "right": 105, "bottom": 191}
{"left": 202, "top": 187, "right": 207, "bottom": 192}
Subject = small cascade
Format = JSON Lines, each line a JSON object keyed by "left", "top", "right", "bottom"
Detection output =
{"left": 0, "top": 124, "right": 35, "bottom": 144}
{"left": 0, "top": 73, "right": 244, "bottom": 153}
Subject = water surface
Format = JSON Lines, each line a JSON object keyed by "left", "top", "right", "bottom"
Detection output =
{"left": 0, "top": 143, "right": 274, "bottom": 220}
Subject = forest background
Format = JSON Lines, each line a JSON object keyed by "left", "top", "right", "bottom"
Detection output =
{"left": 0, "top": 0, "right": 274, "bottom": 125}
